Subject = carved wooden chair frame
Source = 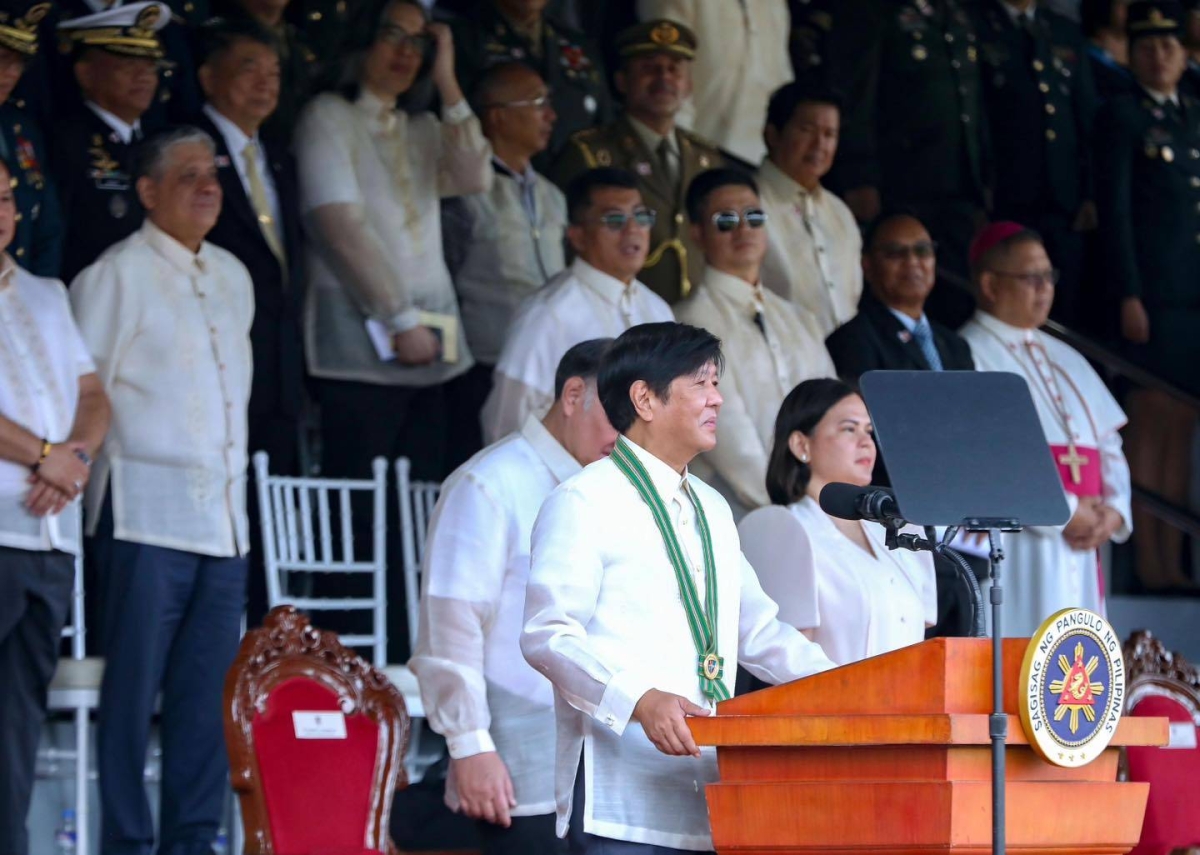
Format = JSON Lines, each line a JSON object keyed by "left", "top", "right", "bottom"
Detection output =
{"left": 1122, "top": 629, "right": 1200, "bottom": 855}
{"left": 1124, "top": 629, "right": 1200, "bottom": 725}
{"left": 224, "top": 605, "right": 411, "bottom": 855}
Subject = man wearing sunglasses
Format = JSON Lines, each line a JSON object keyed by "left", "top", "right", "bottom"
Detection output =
{"left": 675, "top": 168, "right": 835, "bottom": 514}
{"left": 960, "top": 221, "right": 1131, "bottom": 637}
{"left": 550, "top": 19, "right": 723, "bottom": 305}
{"left": 481, "top": 167, "right": 674, "bottom": 443}
{"left": 825, "top": 211, "right": 974, "bottom": 382}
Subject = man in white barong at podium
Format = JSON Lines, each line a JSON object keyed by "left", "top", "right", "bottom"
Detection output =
{"left": 960, "top": 222, "right": 1132, "bottom": 637}
{"left": 522, "top": 322, "right": 835, "bottom": 854}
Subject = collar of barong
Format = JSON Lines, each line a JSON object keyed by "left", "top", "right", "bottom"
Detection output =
{"left": 610, "top": 436, "right": 729, "bottom": 701}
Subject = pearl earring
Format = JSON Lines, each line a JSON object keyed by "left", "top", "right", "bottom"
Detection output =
{"left": 800, "top": 453, "right": 810, "bottom": 463}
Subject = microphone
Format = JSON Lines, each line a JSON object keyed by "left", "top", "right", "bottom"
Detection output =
{"left": 818, "top": 482, "right": 908, "bottom": 528}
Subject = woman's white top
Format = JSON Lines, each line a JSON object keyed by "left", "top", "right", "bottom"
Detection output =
{"left": 779, "top": 496, "right": 938, "bottom": 666}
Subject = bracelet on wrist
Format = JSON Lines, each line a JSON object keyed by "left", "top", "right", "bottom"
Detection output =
{"left": 31, "top": 438, "right": 52, "bottom": 473}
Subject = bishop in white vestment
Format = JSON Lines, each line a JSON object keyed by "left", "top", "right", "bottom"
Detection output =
{"left": 961, "top": 224, "right": 1131, "bottom": 637}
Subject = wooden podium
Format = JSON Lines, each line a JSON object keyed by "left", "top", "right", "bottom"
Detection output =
{"left": 688, "top": 638, "right": 1168, "bottom": 855}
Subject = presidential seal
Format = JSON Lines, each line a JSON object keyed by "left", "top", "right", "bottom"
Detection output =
{"left": 1019, "top": 608, "right": 1126, "bottom": 768}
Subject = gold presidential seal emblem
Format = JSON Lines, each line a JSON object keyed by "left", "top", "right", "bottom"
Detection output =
{"left": 1019, "top": 608, "right": 1126, "bottom": 768}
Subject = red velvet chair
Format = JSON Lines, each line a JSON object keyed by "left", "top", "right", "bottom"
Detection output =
{"left": 1123, "top": 630, "right": 1200, "bottom": 855}
{"left": 224, "top": 606, "right": 410, "bottom": 855}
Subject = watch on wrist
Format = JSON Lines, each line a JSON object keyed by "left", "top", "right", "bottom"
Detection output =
{"left": 31, "top": 438, "right": 52, "bottom": 473}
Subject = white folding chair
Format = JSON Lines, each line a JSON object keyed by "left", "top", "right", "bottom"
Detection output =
{"left": 44, "top": 531, "right": 103, "bottom": 855}
{"left": 395, "top": 456, "right": 445, "bottom": 781}
{"left": 252, "top": 452, "right": 424, "bottom": 749}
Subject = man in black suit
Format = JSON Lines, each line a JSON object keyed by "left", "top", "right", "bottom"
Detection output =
{"left": 195, "top": 17, "right": 305, "bottom": 623}
{"left": 826, "top": 210, "right": 977, "bottom": 639}
{"left": 827, "top": 211, "right": 975, "bottom": 381}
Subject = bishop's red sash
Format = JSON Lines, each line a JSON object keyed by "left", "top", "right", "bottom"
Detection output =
{"left": 1050, "top": 443, "right": 1103, "bottom": 497}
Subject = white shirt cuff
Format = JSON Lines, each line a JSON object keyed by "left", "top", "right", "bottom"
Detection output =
{"left": 442, "top": 100, "right": 473, "bottom": 124}
{"left": 382, "top": 308, "right": 421, "bottom": 335}
{"left": 446, "top": 729, "right": 496, "bottom": 759}
{"left": 594, "top": 668, "right": 656, "bottom": 736}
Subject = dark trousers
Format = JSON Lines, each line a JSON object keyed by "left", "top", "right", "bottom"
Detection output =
{"left": 0, "top": 546, "right": 74, "bottom": 855}
{"left": 478, "top": 813, "right": 565, "bottom": 855}
{"left": 445, "top": 362, "right": 495, "bottom": 473}
{"left": 567, "top": 760, "right": 712, "bottom": 855}
{"left": 245, "top": 412, "right": 302, "bottom": 627}
{"left": 315, "top": 378, "right": 452, "bottom": 662}
{"left": 92, "top": 501, "right": 247, "bottom": 855}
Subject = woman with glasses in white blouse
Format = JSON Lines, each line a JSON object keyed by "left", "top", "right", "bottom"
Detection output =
{"left": 294, "top": 0, "right": 491, "bottom": 657}
{"left": 295, "top": 0, "right": 491, "bottom": 479}
{"left": 752, "top": 378, "right": 937, "bottom": 666}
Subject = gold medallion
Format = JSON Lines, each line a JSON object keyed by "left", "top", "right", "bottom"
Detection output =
{"left": 701, "top": 653, "right": 722, "bottom": 681}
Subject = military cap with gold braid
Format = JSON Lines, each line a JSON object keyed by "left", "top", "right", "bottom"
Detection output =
{"left": 614, "top": 18, "right": 698, "bottom": 61}
{"left": 1126, "top": 0, "right": 1184, "bottom": 42}
{"left": 0, "top": 0, "right": 50, "bottom": 56}
{"left": 57, "top": 0, "right": 170, "bottom": 60}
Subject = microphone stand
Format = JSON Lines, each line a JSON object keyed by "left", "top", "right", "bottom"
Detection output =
{"left": 885, "top": 519, "right": 1014, "bottom": 855}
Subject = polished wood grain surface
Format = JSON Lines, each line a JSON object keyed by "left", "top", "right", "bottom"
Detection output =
{"left": 693, "top": 639, "right": 1167, "bottom": 855}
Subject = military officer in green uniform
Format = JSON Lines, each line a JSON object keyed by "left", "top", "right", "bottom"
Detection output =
{"left": 549, "top": 19, "right": 722, "bottom": 304}
{"left": 0, "top": 0, "right": 62, "bottom": 277}
{"left": 790, "top": 0, "right": 837, "bottom": 87}
{"left": 285, "top": 0, "right": 343, "bottom": 67}
{"left": 968, "top": 0, "right": 1098, "bottom": 327}
{"left": 449, "top": 0, "right": 611, "bottom": 170}
{"left": 1094, "top": 1, "right": 1200, "bottom": 591}
{"left": 832, "top": 0, "right": 990, "bottom": 314}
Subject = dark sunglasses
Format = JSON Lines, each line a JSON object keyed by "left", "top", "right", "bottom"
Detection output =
{"left": 711, "top": 208, "right": 768, "bottom": 232}
{"left": 597, "top": 208, "right": 657, "bottom": 231}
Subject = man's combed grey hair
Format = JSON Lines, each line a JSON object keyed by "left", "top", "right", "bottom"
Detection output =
{"left": 135, "top": 126, "right": 217, "bottom": 181}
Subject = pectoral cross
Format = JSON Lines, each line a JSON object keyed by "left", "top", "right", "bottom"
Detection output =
{"left": 1058, "top": 440, "right": 1087, "bottom": 486}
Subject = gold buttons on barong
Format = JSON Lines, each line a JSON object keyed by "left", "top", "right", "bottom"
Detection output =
{"left": 1046, "top": 129, "right": 1057, "bottom": 141}
{"left": 1039, "top": 82, "right": 1050, "bottom": 93}
{"left": 1033, "top": 59, "right": 1045, "bottom": 71}
{"left": 1045, "top": 103, "right": 1056, "bottom": 115}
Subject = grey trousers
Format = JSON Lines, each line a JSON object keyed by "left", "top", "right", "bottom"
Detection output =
{"left": 0, "top": 546, "right": 75, "bottom": 855}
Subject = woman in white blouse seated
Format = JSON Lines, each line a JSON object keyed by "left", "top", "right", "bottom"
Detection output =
{"left": 755, "top": 378, "right": 937, "bottom": 666}
{"left": 295, "top": 0, "right": 492, "bottom": 487}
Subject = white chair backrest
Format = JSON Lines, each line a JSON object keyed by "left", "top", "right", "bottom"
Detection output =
{"left": 738, "top": 505, "right": 819, "bottom": 630}
{"left": 253, "top": 451, "right": 389, "bottom": 666}
{"left": 394, "top": 457, "right": 441, "bottom": 652}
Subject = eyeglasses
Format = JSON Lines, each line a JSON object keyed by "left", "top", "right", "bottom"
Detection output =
{"left": 482, "top": 92, "right": 553, "bottom": 110}
{"left": 989, "top": 268, "right": 1060, "bottom": 289}
{"left": 596, "top": 207, "right": 657, "bottom": 231}
{"left": 876, "top": 240, "right": 938, "bottom": 261}
{"left": 377, "top": 26, "right": 433, "bottom": 52}
{"left": 711, "top": 208, "right": 768, "bottom": 232}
